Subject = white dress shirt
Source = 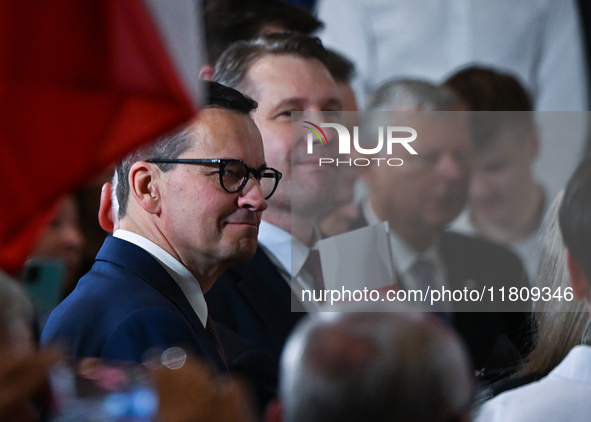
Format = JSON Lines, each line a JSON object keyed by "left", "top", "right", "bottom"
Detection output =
{"left": 362, "top": 201, "right": 448, "bottom": 293}
{"left": 257, "top": 220, "right": 321, "bottom": 310}
{"left": 113, "top": 229, "right": 207, "bottom": 328}
{"left": 476, "top": 345, "right": 591, "bottom": 422}
{"left": 317, "top": 0, "right": 588, "bottom": 112}
{"left": 450, "top": 208, "right": 543, "bottom": 285}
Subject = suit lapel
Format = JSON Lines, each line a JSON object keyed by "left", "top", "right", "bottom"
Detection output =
{"left": 96, "top": 236, "right": 227, "bottom": 371}
{"left": 233, "top": 247, "right": 304, "bottom": 338}
{"left": 440, "top": 232, "right": 472, "bottom": 290}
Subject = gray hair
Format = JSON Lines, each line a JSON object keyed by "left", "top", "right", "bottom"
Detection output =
{"left": 115, "top": 80, "right": 258, "bottom": 220}
{"left": 367, "top": 79, "right": 465, "bottom": 112}
{"left": 115, "top": 129, "right": 196, "bottom": 220}
{"left": 213, "top": 32, "right": 329, "bottom": 89}
{"left": 359, "top": 79, "right": 466, "bottom": 150}
{"left": 280, "top": 311, "right": 474, "bottom": 422}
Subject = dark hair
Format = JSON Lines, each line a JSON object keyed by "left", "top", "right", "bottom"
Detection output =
{"left": 324, "top": 49, "right": 356, "bottom": 84}
{"left": 559, "top": 157, "right": 591, "bottom": 284}
{"left": 443, "top": 66, "right": 534, "bottom": 150}
{"left": 115, "top": 81, "right": 257, "bottom": 219}
{"left": 206, "top": 80, "right": 258, "bottom": 113}
{"left": 213, "top": 33, "right": 328, "bottom": 89}
{"left": 204, "top": 0, "right": 323, "bottom": 65}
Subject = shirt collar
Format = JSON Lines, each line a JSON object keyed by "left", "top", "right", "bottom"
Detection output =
{"left": 258, "top": 221, "right": 312, "bottom": 278}
{"left": 113, "top": 229, "right": 207, "bottom": 327}
{"left": 551, "top": 344, "right": 591, "bottom": 384}
{"left": 362, "top": 200, "right": 441, "bottom": 276}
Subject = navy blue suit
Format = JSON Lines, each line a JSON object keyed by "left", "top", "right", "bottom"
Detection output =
{"left": 42, "top": 236, "right": 227, "bottom": 372}
{"left": 206, "top": 246, "right": 306, "bottom": 366}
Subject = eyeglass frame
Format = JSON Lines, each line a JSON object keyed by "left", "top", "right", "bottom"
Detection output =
{"left": 145, "top": 158, "right": 282, "bottom": 200}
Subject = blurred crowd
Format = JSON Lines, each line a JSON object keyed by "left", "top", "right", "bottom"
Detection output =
{"left": 2, "top": 0, "right": 591, "bottom": 421}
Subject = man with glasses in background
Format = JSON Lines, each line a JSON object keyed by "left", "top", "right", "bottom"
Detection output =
{"left": 42, "top": 82, "right": 280, "bottom": 371}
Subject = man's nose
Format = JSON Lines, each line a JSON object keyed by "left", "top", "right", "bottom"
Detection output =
{"left": 304, "top": 110, "right": 341, "bottom": 144}
{"left": 439, "top": 154, "right": 466, "bottom": 180}
{"left": 238, "top": 177, "right": 268, "bottom": 211}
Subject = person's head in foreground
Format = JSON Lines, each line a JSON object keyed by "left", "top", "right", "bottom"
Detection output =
{"left": 114, "top": 81, "right": 276, "bottom": 291}
{"left": 560, "top": 156, "right": 591, "bottom": 312}
{"left": 269, "top": 307, "right": 474, "bottom": 422}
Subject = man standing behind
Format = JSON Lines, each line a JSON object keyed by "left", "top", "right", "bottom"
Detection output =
{"left": 42, "top": 82, "right": 278, "bottom": 370}
{"left": 355, "top": 79, "right": 530, "bottom": 372}
{"left": 445, "top": 66, "right": 545, "bottom": 281}
{"left": 207, "top": 33, "right": 343, "bottom": 365}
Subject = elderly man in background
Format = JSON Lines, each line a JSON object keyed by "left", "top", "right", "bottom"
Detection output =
{"left": 353, "top": 79, "right": 530, "bottom": 374}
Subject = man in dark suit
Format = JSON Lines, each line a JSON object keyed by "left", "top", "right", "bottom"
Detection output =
{"left": 207, "top": 33, "right": 344, "bottom": 365}
{"left": 42, "top": 82, "right": 279, "bottom": 373}
{"left": 353, "top": 79, "right": 531, "bottom": 372}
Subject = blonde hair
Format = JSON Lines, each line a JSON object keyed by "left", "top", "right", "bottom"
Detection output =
{"left": 516, "top": 190, "right": 591, "bottom": 377}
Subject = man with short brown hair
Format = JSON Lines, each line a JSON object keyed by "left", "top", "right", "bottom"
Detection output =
{"left": 207, "top": 33, "right": 343, "bottom": 365}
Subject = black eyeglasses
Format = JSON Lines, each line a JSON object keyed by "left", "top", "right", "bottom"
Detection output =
{"left": 145, "top": 158, "right": 282, "bottom": 200}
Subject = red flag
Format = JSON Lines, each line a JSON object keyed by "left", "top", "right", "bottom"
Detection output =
{"left": 0, "top": 0, "right": 202, "bottom": 273}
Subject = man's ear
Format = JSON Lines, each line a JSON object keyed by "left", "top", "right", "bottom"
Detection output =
{"left": 264, "top": 398, "right": 283, "bottom": 422}
{"left": 98, "top": 182, "right": 115, "bottom": 232}
{"left": 128, "top": 162, "right": 162, "bottom": 215}
{"left": 567, "top": 249, "right": 591, "bottom": 301}
{"left": 199, "top": 64, "right": 215, "bottom": 81}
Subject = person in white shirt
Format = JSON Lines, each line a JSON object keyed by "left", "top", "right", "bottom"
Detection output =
{"left": 316, "top": 0, "right": 588, "bottom": 112}
{"left": 317, "top": 0, "right": 588, "bottom": 205}
{"left": 444, "top": 66, "right": 546, "bottom": 282}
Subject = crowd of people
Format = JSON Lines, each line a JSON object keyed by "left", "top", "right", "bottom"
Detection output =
{"left": 2, "top": 0, "right": 591, "bottom": 421}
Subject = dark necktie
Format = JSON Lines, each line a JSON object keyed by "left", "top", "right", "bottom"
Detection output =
{"left": 410, "top": 259, "right": 450, "bottom": 321}
{"left": 410, "top": 259, "right": 437, "bottom": 294}
{"left": 304, "top": 249, "right": 325, "bottom": 291}
{"left": 206, "top": 315, "right": 228, "bottom": 366}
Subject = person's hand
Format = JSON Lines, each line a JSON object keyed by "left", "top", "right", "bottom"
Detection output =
{"left": 0, "top": 348, "right": 60, "bottom": 422}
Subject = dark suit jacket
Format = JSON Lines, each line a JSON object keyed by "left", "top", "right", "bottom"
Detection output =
{"left": 206, "top": 246, "right": 306, "bottom": 366}
{"left": 42, "top": 236, "right": 227, "bottom": 372}
{"left": 350, "top": 213, "right": 532, "bottom": 371}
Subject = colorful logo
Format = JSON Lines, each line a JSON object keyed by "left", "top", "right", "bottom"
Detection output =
{"left": 303, "top": 121, "right": 329, "bottom": 145}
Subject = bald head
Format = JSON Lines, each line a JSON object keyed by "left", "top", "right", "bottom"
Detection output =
{"left": 279, "top": 311, "right": 474, "bottom": 422}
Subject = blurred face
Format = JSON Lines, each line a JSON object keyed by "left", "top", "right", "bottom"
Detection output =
{"left": 239, "top": 54, "right": 343, "bottom": 219}
{"left": 366, "top": 112, "right": 471, "bottom": 236}
{"left": 469, "top": 126, "right": 538, "bottom": 224}
{"left": 156, "top": 109, "right": 267, "bottom": 279}
{"left": 31, "top": 196, "right": 84, "bottom": 288}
